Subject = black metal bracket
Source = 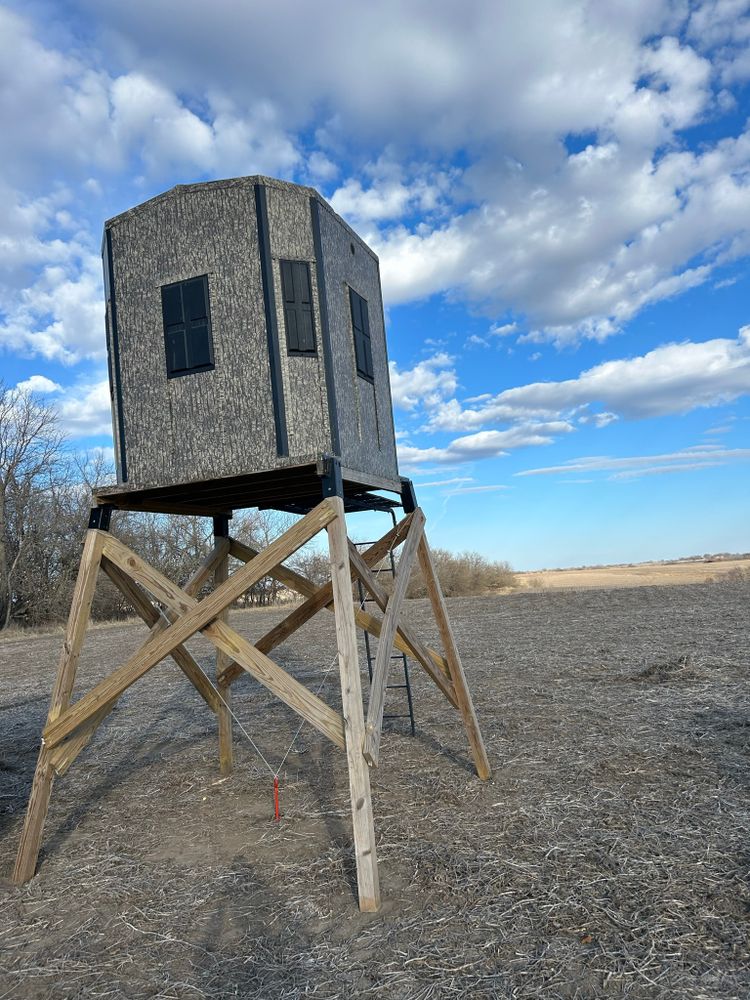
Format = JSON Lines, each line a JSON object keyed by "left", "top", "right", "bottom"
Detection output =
{"left": 213, "top": 514, "right": 232, "bottom": 538}
{"left": 400, "top": 477, "right": 418, "bottom": 514}
{"left": 321, "top": 455, "right": 344, "bottom": 499}
{"left": 88, "top": 505, "right": 113, "bottom": 531}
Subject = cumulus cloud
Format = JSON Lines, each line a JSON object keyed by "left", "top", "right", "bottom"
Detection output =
{"left": 388, "top": 353, "right": 458, "bottom": 410}
{"left": 425, "top": 328, "right": 750, "bottom": 432}
{"left": 0, "top": 252, "right": 106, "bottom": 363}
{"left": 398, "top": 423, "right": 573, "bottom": 469}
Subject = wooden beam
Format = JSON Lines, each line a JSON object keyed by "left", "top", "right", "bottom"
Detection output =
{"left": 362, "top": 509, "right": 425, "bottom": 766}
{"left": 214, "top": 543, "right": 233, "bottom": 776}
{"left": 12, "top": 749, "right": 55, "bottom": 884}
{"left": 326, "top": 497, "right": 380, "bottom": 912}
{"left": 13, "top": 530, "right": 105, "bottom": 884}
{"left": 229, "top": 538, "right": 317, "bottom": 598}
{"left": 347, "top": 542, "right": 458, "bottom": 709}
{"left": 48, "top": 705, "right": 112, "bottom": 776}
{"left": 44, "top": 502, "right": 338, "bottom": 749}
{"left": 101, "top": 557, "right": 221, "bottom": 714}
{"left": 49, "top": 531, "right": 106, "bottom": 723}
{"left": 417, "top": 535, "right": 492, "bottom": 781}
{"left": 220, "top": 513, "right": 415, "bottom": 686}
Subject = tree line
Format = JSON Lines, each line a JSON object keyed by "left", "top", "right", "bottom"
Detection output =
{"left": 0, "top": 383, "right": 514, "bottom": 632}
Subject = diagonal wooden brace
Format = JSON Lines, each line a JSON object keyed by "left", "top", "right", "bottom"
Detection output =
{"left": 220, "top": 514, "right": 458, "bottom": 688}
{"left": 101, "top": 555, "right": 222, "bottom": 714}
{"left": 417, "top": 534, "right": 492, "bottom": 780}
{"left": 362, "top": 509, "right": 425, "bottom": 766}
{"left": 43, "top": 500, "right": 340, "bottom": 750}
{"left": 346, "top": 542, "right": 458, "bottom": 709}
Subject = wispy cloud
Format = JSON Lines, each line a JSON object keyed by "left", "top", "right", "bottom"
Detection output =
{"left": 517, "top": 447, "right": 750, "bottom": 480}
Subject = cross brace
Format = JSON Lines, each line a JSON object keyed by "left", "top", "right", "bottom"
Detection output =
{"left": 12, "top": 496, "right": 490, "bottom": 911}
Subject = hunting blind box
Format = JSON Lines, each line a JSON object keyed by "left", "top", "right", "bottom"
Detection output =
{"left": 97, "top": 175, "right": 403, "bottom": 515}
{"left": 13, "top": 175, "right": 491, "bottom": 913}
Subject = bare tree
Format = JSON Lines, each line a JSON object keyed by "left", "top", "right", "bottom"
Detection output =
{"left": 0, "top": 382, "right": 64, "bottom": 629}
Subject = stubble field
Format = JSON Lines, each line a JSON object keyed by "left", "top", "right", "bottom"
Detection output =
{"left": 1, "top": 580, "right": 748, "bottom": 999}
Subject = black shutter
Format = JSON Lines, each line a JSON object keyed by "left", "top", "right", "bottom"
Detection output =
{"left": 281, "top": 260, "right": 316, "bottom": 355}
{"left": 161, "top": 275, "right": 215, "bottom": 378}
{"left": 349, "top": 288, "right": 373, "bottom": 381}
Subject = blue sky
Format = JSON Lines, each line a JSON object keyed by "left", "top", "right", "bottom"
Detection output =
{"left": 1, "top": 0, "right": 749, "bottom": 569}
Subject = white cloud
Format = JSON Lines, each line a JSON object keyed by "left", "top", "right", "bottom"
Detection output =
{"left": 426, "top": 327, "right": 750, "bottom": 432}
{"left": 15, "top": 375, "right": 62, "bottom": 394}
{"left": 398, "top": 423, "right": 572, "bottom": 469}
{"left": 516, "top": 446, "right": 750, "bottom": 478}
{"left": 388, "top": 353, "right": 457, "bottom": 410}
{"left": 0, "top": 252, "right": 106, "bottom": 363}
{"left": 55, "top": 378, "right": 113, "bottom": 437}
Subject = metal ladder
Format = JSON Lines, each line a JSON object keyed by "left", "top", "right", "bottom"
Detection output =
{"left": 355, "top": 510, "right": 416, "bottom": 736}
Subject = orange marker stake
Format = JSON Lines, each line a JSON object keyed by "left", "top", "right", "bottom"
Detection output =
{"left": 273, "top": 775, "right": 280, "bottom": 821}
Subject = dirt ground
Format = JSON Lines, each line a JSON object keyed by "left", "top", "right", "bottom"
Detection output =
{"left": 1, "top": 581, "right": 749, "bottom": 999}
{"left": 517, "top": 557, "right": 750, "bottom": 591}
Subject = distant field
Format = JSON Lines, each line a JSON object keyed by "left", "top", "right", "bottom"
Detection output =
{"left": 517, "top": 556, "right": 750, "bottom": 590}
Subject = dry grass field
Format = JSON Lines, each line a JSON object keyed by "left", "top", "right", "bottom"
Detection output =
{"left": 517, "top": 556, "right": 750, "bottom": 591}
{"left": 1, "top": 580, "right": 749, "bottom": 998}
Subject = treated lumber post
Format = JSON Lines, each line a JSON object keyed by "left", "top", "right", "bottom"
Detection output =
{"left": 362, "top": 509, "right": 425, "bottom": 767}
{"left": 417, "top": 535, "right": 492, "bottom": 781}
{"left": 13, "top": 530, "right": 105, "bottom": 884}
{"left": 213, "top": 530, "right": 233, "bottom": 776}
{"left": 326, "top": 497, "right": 380, "bottom": 912}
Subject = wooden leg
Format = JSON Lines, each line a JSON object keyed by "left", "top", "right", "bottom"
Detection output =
{"left": 12, "top": 749, "right": 55, "bottom": 884}
{"left": 13, "top": 530, "right": 105, "bottom": 884}
{"left": 417, "top": 534, "right": 492, "bottom": 781}
{"left": 327, "top": 498, "right": 380, "bottom": 913}
{"left": 214, "top": 539, "right": 233, "bottom": 776}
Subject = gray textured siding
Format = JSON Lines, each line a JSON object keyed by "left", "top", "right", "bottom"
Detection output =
{"left": 105, "top": 175, "right": 398, "bottom": 492}
{"left": 266, "top": 182, "right": 331, "bottom": 459}
{"left": 317, "top": 203, "right": 399, "bottom": 481}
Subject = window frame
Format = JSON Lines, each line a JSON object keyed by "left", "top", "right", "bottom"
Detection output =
{"left": 160, "top": 274, "right": 215, "bottom": 380}
{"left": 348, "top": 286, "right": 374, "bottom": 383}
{"left": 280, "top": 259, "right": 317, "bottom": 357}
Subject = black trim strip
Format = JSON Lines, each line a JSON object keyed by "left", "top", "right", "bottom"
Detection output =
{"left": 310, "top": 197, "right": 341, "bottom": 455}
{"left": 254, "top": 183, "right": 289, "bottom": 457}
{"left": 104, "top": 228, "right": 128, "bottom": 482}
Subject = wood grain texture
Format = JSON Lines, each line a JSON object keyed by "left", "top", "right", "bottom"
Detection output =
{"left": 44, "top": 503, "right": 338, "bottom": 750}
{"left": 326, "top": 497, "right": 380, "bottom": 912}
{"left": 12, "top": 748, "right": 55, "bottom": 884}
{"left": 417, "top": 535, "right": 492, "bottom": 781}
{"left": 48, "top": 705, "right": 112, "bottom": 777}
{"left": 48, "top": 531, "right": 105, "bottom": 723}
{"left": 214, "top": 547, "right": 233, "bottom": 775}
{"left": 362, "top": 509, "right": 425, "bottom": 766}
{"left": 13, "top": 529, "right": 105, "bottom": 884}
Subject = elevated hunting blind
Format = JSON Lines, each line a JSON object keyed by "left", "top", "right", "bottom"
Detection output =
{"left": 99, "top": 175, "right": 401, "bottom": 515}
{"left": 14, "top": 176, "right": 490, "bottom": 913}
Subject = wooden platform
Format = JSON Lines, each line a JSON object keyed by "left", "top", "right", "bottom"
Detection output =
{"left": 93, "top": 458, "right": 407, "bottom": 517}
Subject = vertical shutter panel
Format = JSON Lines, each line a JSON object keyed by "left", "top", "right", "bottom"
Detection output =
{"left": 161, "top": 275, "right": 214, "bottom": 377}
{"left": 281, "top": 260, "right": 316, "bottom": 354}
{"left": 349, "top": 288, "right": 373, "bottom": 380}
